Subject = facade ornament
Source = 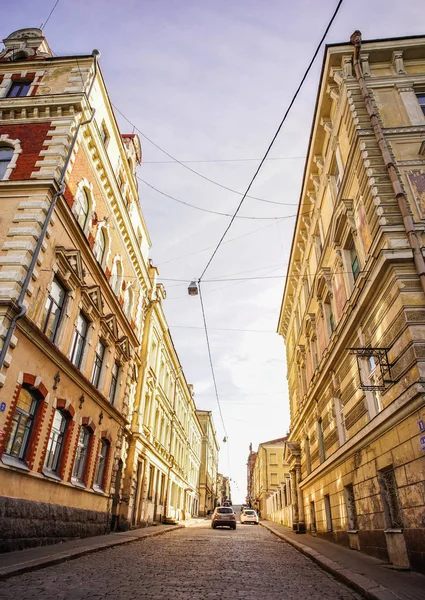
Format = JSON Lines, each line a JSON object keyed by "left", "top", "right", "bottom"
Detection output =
{"left": 53, "top": 371, "right": 61, "bottom": 390}
{"left": 301, "top": 214, "right": 311, "bottom": 229}
{"left": 342, "top": 55, "right": 353, "bottom": 78}
{"left": 310, "top": 174, "right": 320, "bottom": 192}
{"left": 360, "top": 53, "right": 371, "bottom": 77}
{"left": 342, "top": 199, "right": 357, "bottom": 235}
{"left": 317, "top": 297, "right": 324, "bottom": 318}
{"left": 314, "top": 155, "right": 324, "bottom": 173}
{"left": 326, "top": 84, "right": 340, "bottom": 102}
{"left": 321, "top": 117, "right": 333, "bottom": 135}
{"left": 299, "top": 229, "right": 308, "bottom": 243}
{"left": 79, "top": 394, "right": 85, "bottom": 409}
{"left": 321, "top": 267, "right": 334, "bottom": 298}
{"left": 307, "top": 313, "right": 317, "bottom": 333}
{"left": 99, "top": 411, "right": 104, "bottom": 425}
{"left": 392, "top": 50, "right": 407, "bottom": 75}
{"left": 297, "top": 241, "right": 305, "bottom": 255}
{"left": 331, "top": 67, "right": 343, "bottom": 85}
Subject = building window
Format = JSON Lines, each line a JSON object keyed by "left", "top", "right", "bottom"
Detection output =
{"left": 44, "top": 409, "right": 67, "bottom": 473}
{"left": 109, "top": 361, "right": 119, "bottom": 404}
{"left": 0, "top": 145, "right": 14, "bottom": 180}
{"left": 94, "top": 228, "right": 106, "bottom": 265}
{"left": 148, "top": 465, "right": 155, "bottom": 500}
{"left": 92, "top": 339, "right": 106, "bottom": 388}
{"left": 72, "top": 426, "right": 91, "bottom": 483}
{"left": 94, "top": 439, "right": 109, "bottom": 489}
{"left": 350, "top": 245, "right": 360, "bottom": 281}
{"left": 70, "top": 312, "right": 89, "bottom": 369}
{"left": 123, "top": 286, "right": 133, "bottom": 319}
{"left": 317, "top": 419, "right": 326, "bottom": 463}
{"left": 378, "top": 466, "right": 403, "bottom": 529}
{"left": 7, "top": 80, "right": 32, "bottom": 98}
{"left": 310, "top": 501, "right": 316, "bottom": 532}
{"left": 305, "top": 437, "right": 311, "bottom": 475}
{"left": 417, "top": 93, "right": 425, "bottom": 115}
{"left": 4, "top": 387, "right": 38, "bottom": 461}
{"left": 334, "top": 396, "right": 346, "bottom": 445}
{"left": 324, "top": 494, "right": 333, "bottom": 531}
{"left": 344, "top": 484, "right": 358, "bottom": 530}
{"left": 41, "top": 277, "right": 66, "bottom": 342}
{"left": 269, "top": 452, "right": 277, "bottom": 465}
{"left": 75, "top": 188, "right": 90, "bottom": 231}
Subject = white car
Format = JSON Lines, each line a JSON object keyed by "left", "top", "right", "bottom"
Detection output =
{"left": 240, "top": 509, "right": 259, "bottom": 525}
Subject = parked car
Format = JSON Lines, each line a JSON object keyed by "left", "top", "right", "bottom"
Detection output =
{"left": 211, "top": 506, "right": 237, "bottom": 529}
{"left": 240, "top": 509, "right": 259, "bottom": 525}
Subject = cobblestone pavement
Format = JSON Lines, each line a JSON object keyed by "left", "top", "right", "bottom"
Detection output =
{"left": 0, "top": 521, "right": 362, "bottom": 600}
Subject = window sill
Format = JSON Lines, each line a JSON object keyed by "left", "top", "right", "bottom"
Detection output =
{"left": 71, "top": 478, "right": 86, "bottom": 489}
{"left": 347, "top": 530, "right": 359, "bottom": 534}
{"left": 42, "top": 467, "right": 62, "bottom": 482}
{"left": 92, "top": 485, "right": 105, "bottom": 495}
{"left": 384, "top": 528, "right": 403, "bottom": 534}
{"left": 1, "top": 454, "right": 30, "bottom": 472}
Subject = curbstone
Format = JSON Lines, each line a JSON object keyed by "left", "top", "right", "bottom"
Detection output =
{"left": 260, "top": 522, "right": 400, "bottom": 600}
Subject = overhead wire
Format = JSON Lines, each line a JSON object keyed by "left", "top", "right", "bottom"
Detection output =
{"left": 144, "top": 156, "right": 306, "bottom": 164}
{"left": 193, "top": 0, "right": 344, "bottom": 449}
{"left": 40, "top": 0, "right": 60, "bottom": 30}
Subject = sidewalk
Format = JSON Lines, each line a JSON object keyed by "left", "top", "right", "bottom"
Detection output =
{"left": 0, "top": 522, "right": 184, "bottom": 581}
{"left": 261, "top": 520, "right": 425, "bottom": 600}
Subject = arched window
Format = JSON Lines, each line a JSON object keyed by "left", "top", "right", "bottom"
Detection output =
{"left": 0, "top": 145, "right": 14, "bottom": 180}
{"left": 4, "top": 386, "right": 38, "bottom": 461}
{"left": 110, "top": 259, "right": 123, "bottom": 295}
{"left": 94, "top": 228, "right": 106, "bottom": 266}
{"left": 44, "top": 409, "right": 68, "bottom": 473}
{"left": 72, "top": 425, "right": 91, "bottom": 483}
{"left": 94, "top": 439, "right": 110, "bottom": 489}
{"left": 75, "top": 188, "right": 90, "bottom": 231}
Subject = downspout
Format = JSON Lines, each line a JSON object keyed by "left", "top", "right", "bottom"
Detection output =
{"left": 0, "top": 48, "right": 101, "bottom": 371}
{"left": 350, "top": 31, "right": 425, "bottom": 296}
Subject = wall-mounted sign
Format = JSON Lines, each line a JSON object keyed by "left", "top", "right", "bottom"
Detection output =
{"left": 419, "top": 419, "right": 425, "bottom": 433}
{"left": 0, "top": 402, "right": 6, "bottom": 413}
{"left": 420, "top": 435, "right": 425, "bottom": 452}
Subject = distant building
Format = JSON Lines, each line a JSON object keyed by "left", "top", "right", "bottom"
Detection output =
{"left": 217, "top": 472, "right": 231, "bottom": 506}
{"left": 278, "top": 32, "right": 425, "bottom": 572}
{"left": 246, "top": 443, "right": 257, "bottom": 506}
{"left": 196, "top": 410, "right": 219, "bottom": 515}
{"left": 251, "top": 437, "right": 290, "bottom": 517}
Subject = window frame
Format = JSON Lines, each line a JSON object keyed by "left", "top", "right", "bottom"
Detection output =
{"left": 43, "top": 408, "right": 68, "bottom": 474}
{"left": 3, "top": 386, "right": 38, "bottom": 462}
{"left": 94, "top": 228, "right": 107, "bottom": 266}
{"left": 109, "top": 361, "right": 120, "bottom": 404}
{"left": 417, "top": 92, "right": 425, "bottom": 116}
{"left": 91, "top": 338, "right": 106, "bottom": 388}
{"left": 70, "top": 312, "right": 89, "bottom": 369}
{"left": 41, "top": 276, "right": 67, "bottom": 342}
{"left": 71, "top": 426, "right": 91, "bottom": 484}
{"left": 0, "top": 145, "right": 14, "bottom": 180}
{"left": 94, "top": 439, "right": 109, "bottom": 490}
{"left": 6, "top": 80, "right": 32, "bottom": 98}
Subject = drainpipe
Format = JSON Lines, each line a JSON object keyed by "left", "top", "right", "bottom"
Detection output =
{"left": 350, "top": 31, "right": 425, "bottom": 296}
{"left": 0, "top": 49, "right": 101, "bottom": 371}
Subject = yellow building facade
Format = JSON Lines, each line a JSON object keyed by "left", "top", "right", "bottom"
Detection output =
{"left": 0, "top": 28, "right": 208, "bottom": 550}
{"left": 196, "top": 410, "right": 219, "bottom": 515}
{"left": 278, "top": 32, "right": 425, "bottom": 572}
{"left": 250, "top": 437, "right": 290, "bottom": 517}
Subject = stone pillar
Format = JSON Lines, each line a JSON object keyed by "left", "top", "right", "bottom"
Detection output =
{"left": 290, "top": 468, "right": 298, "bottom": 530}
{"left": 295, "top": 463, "right": 306, "bottom": 533}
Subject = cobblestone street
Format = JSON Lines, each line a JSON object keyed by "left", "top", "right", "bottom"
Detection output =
{"left": 0, "top": 522, "right": 361, "bottom": 600}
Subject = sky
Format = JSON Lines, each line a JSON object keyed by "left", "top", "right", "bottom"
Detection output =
{"left": 2, "top": 0, "right": 424, "bottom": 502}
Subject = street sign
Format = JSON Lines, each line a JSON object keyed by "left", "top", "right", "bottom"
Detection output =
{"left": 419, "top": 419, "right": 425, "bottom": 432}
{"left": 420, "top": 435, "right": 425, "bottom": 452}
{"left": 0, "top": 402, "right": 6, "bottom": 413}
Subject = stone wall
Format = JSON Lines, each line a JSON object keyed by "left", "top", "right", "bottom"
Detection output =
{"left": 0, "top": 496, "right": 109, "bottom": 552}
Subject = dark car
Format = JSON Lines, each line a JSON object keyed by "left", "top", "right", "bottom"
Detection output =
{"left": 211, "top": 506, "right": 237, "bottom": 529}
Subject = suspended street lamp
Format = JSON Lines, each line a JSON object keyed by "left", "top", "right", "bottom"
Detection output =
{"left": 188, "top": 280, "right": 199, "bottom": 296}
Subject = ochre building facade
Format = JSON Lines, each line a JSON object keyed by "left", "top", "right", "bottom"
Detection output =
{"left": 278, "top": 32, "right": 425, "bottom": 572}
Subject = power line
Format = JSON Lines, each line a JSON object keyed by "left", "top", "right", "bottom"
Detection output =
{"left": 139, "top": 176, "right": 298, "bottom": 214}
{"left": 114, "top": 104, "right": 299, "bottom": 206}
{"left": 158, "top": 269, "right": 365, "bottom": 283}
{"left": 144, "top": 156, "right": 306, "bottom": 164}
{"left": 198, "top": 282, "right": 228, "bottom": 438}
{"left": 40, "top": 0, "right": 61, "bottom": 30}
{"left": 169, "top": 325, "right": 276, "bottom": 333}
{"left": 198, "top": 0, "right": 343, "bottom": 281}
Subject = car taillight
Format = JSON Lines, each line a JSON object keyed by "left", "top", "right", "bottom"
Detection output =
{"left": 231, "top": 514, "right": 236, "bottom": 519}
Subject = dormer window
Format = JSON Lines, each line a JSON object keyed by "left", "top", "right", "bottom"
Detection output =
{"left": 7, "top": 80, "right": 32, "bottom": 98}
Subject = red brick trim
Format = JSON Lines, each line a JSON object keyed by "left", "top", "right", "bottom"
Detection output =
{"left": 82, "top": 416, "right": 96, "bottom": 433}
{"left": 56, "top": 398, "right": 76, "bottom": 418}
{"left": 26, "top": 399, "right": 48, "bottom": 470}
{"left": 88, "top": 233, "right": 95, "bottom": 249}
{"left": 23, "top": 373, "right": 36, "bottom": 386}
{"left": 100, "top": 430, "right": 112, "bottom": 444}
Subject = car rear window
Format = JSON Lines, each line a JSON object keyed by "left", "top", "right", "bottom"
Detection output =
{"left": 245, "top": 510, "right": 256, "bottom": 515}
{"left": 217, "top": 508, "right": 233, "bottom": 514}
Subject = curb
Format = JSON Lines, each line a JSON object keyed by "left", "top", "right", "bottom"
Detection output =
{"left": 0, "top": 524, "right": 184, "bottom": 581}
{"left": 260, "top": 522, "right": 400, "bottom": 600}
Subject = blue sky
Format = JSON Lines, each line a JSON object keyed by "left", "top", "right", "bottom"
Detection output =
{"left": 2, "top": 0, "right": 424, "bottom": 501}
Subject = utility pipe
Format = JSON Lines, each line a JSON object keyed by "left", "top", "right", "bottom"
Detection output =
{"left": 350, "top": 31, "right": 425, "bottom": 296}
{"left": 0, "top": 49, "right": 100, "bottom": 371}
